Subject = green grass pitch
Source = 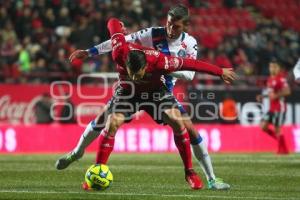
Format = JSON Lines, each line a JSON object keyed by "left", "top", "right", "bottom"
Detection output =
{"left": 0, "top": 153, "right": 299, "bottom": 200}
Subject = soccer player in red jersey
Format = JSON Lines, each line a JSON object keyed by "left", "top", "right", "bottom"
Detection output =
{"left": 61, "top": 5, "right": 230, "bottom": 190}
{"left": 257, "top": 61, "right": 291, "bottom": 154}
{"left": 88, "top": 17, "right": 234, "bottom": 190}
{"left": 91, "top": 17, "right": 235, "bottom": 189}
{"left": 57, "top": 16, "right": 235, "bottom": 190}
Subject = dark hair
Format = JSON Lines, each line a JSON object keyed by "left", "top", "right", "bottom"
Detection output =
{"left": 126, "top": 50, "right": 147, "bottom": 73}
{"left": 270, "top": 58, "right": 282, "bottom": 68}
{"left": 168, "top": 4, "right": 190, "bottom": 24}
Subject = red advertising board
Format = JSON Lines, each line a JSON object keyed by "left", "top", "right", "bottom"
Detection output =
{"left": 0, "top": 124, "right": 299, "bottom": 153}
{"left": 0, "top": 84, "right": 185, "bottom": 125}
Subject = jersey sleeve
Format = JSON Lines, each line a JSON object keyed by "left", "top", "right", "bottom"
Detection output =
{"left": 186, "top": 35, "right": 198, "bottom": 60}
{"left": 86, "top": 28, "right": 153, "bottom": 56}
{"left": 168, "top": 35, "right": 198, "bottom": 80}
{"left": 127, "top": 28, "right": 153, "bottom": 47}
{"left": 156, "top": 55, "right": 223, "bottom": 76}
{"left": 107, "top": 18, "right": 128, "bottom": 65}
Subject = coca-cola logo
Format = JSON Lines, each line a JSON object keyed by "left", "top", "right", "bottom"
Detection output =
{"left": 0, "top": 95, "right": 104, "bottom": 125}
{"left": 0, "top": 95, "right": 41, "bottom": 124}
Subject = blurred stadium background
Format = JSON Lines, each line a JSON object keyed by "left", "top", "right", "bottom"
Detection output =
{"left": 0, "top": 0, "right": 299, "bottom": 153}
{"left": 1, "top": 1, "right": 300, "bottom": 200}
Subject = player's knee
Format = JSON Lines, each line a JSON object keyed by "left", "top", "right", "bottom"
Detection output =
{"left": 186, "top": 126, "right": 199, "bottom": 141}
{"left": 183, "top": 120, "right": 198, "bottom": 139}
{"left": 260, "top": 122, "right": 267, "bottom": 131}
{"left": 164, "top": 109, "right": 182, "bottom": 122}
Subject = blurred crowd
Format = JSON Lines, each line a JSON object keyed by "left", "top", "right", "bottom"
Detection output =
{"left": 0, "top": 0, "right": 299, "bottom": 84}
{"left": 0, "top": 0, "right": 162, "bottom": 83}
{"left": 200, "top": 18, "right": 300, "bottom": 78}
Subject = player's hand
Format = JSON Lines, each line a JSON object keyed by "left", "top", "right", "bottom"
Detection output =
{"left": 69, "top": 50, "right": 89, "bottom": 63}
{"left": 221, "top": 68, "right": 236, "bottom": 84}
{"left": 256, "top": 94, "right": 262, "bottom": 102}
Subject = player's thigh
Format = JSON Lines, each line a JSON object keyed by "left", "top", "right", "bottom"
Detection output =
{"left": 273, "top": 111, "right": 286, "bottom": 130}
{"left": 182, "top": 116, "right": 199, "bottom": 140}
{"left": 94, "top": 104, "right": 109, "bottom": 129}
{"left": 105, "top": 113, "right": 126, "bottom": 136}
{"left": 261, "top": 112, "right": 272, "bottom": 129}
{"left": 162, "top": 108, "right": 185, "bottom": 133}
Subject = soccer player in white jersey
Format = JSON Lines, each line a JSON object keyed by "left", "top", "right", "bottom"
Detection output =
{"left": 56, "top": 4, "right": 230, "bottom": 190}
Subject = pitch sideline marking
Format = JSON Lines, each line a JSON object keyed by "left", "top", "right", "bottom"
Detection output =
{"left": 0, "top": 190, "right": 299, "bottom": 200}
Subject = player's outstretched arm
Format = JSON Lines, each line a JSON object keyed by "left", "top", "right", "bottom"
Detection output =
{"left": 69, "top": 22, "right": 147, "bottom": 63}
{"left": 69, "top": 49, "right": 89, "bottom": 63}
{"left": 159, "top": 56, "right": 236, "bottom": 84}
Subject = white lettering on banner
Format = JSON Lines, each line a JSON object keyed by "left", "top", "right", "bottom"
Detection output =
{"left": 127, "top": 128, "right": 138, "bottom": 152}
{"left": 0, "top": 95, "right": 40, "bottom": 124}
{"left": 5, "top": 128, "right": 17, "bottom": 152}
{"left": 0, "top": 130, "right": 3, "bottom": 150}
{"left": 198, "top": 129, "right": 221, "bottom": 152}
{"left": 240, "top": 102, "right": 263, "bottom": 126}
{"left": 152, "top": 129, "right": 168, "bottom": 151}
{"left": 114, "top": 129, "right": 125, "bottom": 152}
{"left": 139, "top": 128, "right": 151, "bottom": 152}
{"left": 0, "top": 128, "right": 17, "bottom": 152}
{"left": 112, "top": 127, "right": 223, "bottom": 152}
{"left": 210, "top": 129, "right": 221, "bottom": 152}
{"left": 293, "top": 128, "right": 300, "bottom": 152}
{"left": 170, "top": 133, "right": 177, "bottom": 151}
{"left": 198, "top": 129, "right": 209, "bottom": 145}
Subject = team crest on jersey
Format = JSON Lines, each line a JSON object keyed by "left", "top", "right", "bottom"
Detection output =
{"left": 177, "top": 49, "right": 186, "bottom": 57}
{"left": 169, "top": 57, "right": 181, "bottom": 69}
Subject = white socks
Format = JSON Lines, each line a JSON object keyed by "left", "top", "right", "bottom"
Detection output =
{"left": 191, "top": 141, "right": 216, "bottom": 181}
{"left": 73, "top": 121, "right": 101, "bottom": 156}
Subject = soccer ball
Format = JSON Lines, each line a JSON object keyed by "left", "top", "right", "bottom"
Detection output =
{"left": 84, "top": 164, "right": 113, "bottom": 190}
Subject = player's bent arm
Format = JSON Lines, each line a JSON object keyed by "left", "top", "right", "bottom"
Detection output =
{"left": 277, "top": 87, "right": 291, "bottom": 98}
{"left": 107, "top": 18, "right": 127, "bottom": 63}
{"left": 85, "top": 34, "right": 135, "bottom": 57}
{"left": 86, "top": 26, "right": 153, "bottom": 57}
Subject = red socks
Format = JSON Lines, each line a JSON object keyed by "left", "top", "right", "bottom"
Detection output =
{"left": 277, "top": 134, "right": 289, "bottom": 154}
{"left": 95, "top": 129, "right": 115, "bottom": 164}
{"left": 173, "top": 129, "right": 193, "bottom": 170}
{"left": 264, "top": 128, "right": 277, "bottom": 139}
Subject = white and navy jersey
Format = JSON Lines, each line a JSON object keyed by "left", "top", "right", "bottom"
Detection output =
{"left": 91, "top": 27, "right": 198, "bottom": 91}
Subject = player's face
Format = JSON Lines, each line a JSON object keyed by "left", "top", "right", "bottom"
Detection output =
{"left": 166, "top": 15, "right": 186, "bottom": 39}
{"left": 269, "top": 63, "right": 280, "bottom": 76}
{"left": 127, "top": 67, "right": 146, "bottom": 81}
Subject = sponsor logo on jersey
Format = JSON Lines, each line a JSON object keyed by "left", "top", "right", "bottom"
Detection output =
{"left": 145, "top": 50, "right": 159, "bottom": 57}
{"left": 169, "top": 57, "right": 181, "bottom": 69}
{"left": 177, "top": 49, "right": 186, "bottom": 57}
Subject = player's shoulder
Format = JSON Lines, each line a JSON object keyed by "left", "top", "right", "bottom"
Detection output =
{"left": 183, "top": 32, "right": 198, "bottom": 45}
{"left": 151, "top": 26, "right": 166, "bottom": 37}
